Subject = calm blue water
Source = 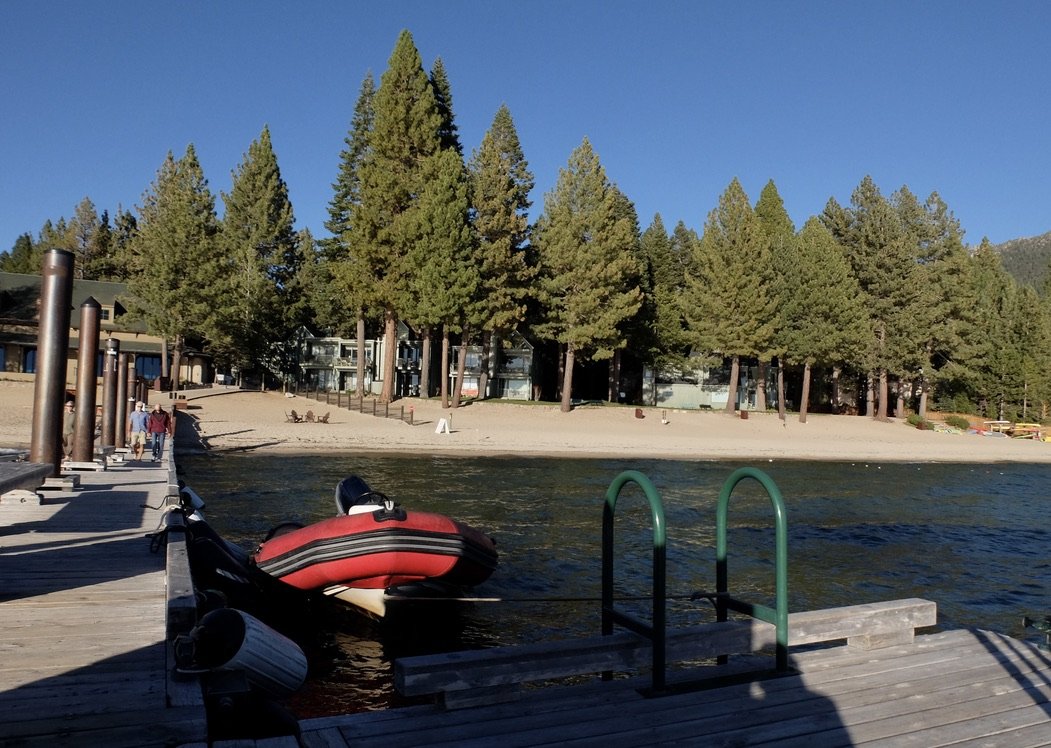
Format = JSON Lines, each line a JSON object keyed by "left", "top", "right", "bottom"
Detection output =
{"left": 179, "top": 454, "right": 1050, "bottom": 716}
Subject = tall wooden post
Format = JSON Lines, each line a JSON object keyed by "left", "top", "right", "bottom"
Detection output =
{"left": 72, "top": 297, "right": 101, "bottom": 463}
{"left": 115, "top": 353, "right": 129, "bottom": 449}
{"left": 100, "top": 338, "right": 120, "bottom": 447}
{"left": 29, "top": 249, "right": 75, "bottom": 475}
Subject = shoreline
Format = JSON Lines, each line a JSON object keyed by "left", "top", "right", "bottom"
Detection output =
{"left": 3, "top": 380, "right": 1050, "bottom": 465}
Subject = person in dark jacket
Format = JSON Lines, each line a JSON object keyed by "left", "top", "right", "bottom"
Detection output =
{"left": 146, "top": 404, "right": 173, "bottom": 462}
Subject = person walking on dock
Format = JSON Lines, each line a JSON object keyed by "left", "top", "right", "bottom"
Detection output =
{"left": 146, "top": 403, "right": 172, "bottom": 462}
{"left": 62, "top": 400, "right": 75, "bottom": 460}
{"left": 127, "top": 401, "right": 149, "bottom": 461}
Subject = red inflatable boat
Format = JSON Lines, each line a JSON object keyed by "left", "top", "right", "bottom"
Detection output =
{"left": 253, "top": 476, "right": 498, "bottom": 617}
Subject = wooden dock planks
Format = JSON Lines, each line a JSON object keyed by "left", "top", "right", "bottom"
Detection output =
{"left": 298, "top": 628, "right": 1050, "bottom": 747}
{"left": 0, "top": 459, "right": 206, "bottom": 747}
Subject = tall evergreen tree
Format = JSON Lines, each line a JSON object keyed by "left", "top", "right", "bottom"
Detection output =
{"left": 69, "top": 197, "right": 100, "bottom": 279}
{"left": 351, "top": 30, "right": 443, "bottom": 402}
{"left": 1, "top": 233, "right": 41, "bottom": 273}
{"left": 217, "top": 126, "right": 299, "bottom": 386}
{"left": 326, "top": 72, "right": 375, "bottom": 248}
{"left": 896, "top": 189, "right": 975, "bottom": 416}
{"left": 534, "top": 138, "right": 642, "bottom": 412}
{"left": 683, "top": 178, "right": 774, "bottom": 413}
{"left": 639, "top": 214, "right": 690, "bottom": 381}
{"left": 834, "top": 176, "right": 926, "bottom": 419}
{"left": 430, "top": 57, "right": 462, "bottom": 155}
{"left": 107, "top": 208, "right": 138, "bottom": 282}
{"left": 126, "top": 145, "right": 221, "bottom": 388}
{"left": 669, "top": 220, "right": 700, "bottom": 283}
{"left": 86, "top": 209, "right": 117, "bottom": 280}
{"left": 467, "top": 104, "right": 535, "bottom": 400}
{"left": 779, "top": 218, "right": 868, "bottom": 422}
{"left": 410, "top": 148, "right": 477, "bottom": 407}
{"left": 753, "top": 180, "right": 794, "bottom": 412}
{"left": 324, "top": 72, "right": 376, "bottom": 393}
{"left": 1012, "top": 285, "right": 1051, "bottom": 419}
{"left": 969, "top": 240, "right": 1020, "bottom": 419}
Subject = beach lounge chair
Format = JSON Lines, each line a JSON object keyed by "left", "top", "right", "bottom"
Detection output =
{"left": 317, "top": 412, "right": 330, "bottom": 424}
{"left": 304, "top": 410, "right": 315, "bottom": 423}
{"left": 289, "top": 410, "right": 303, "bottom": 423}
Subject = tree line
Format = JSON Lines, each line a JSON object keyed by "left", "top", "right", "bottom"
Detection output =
{"left": 3, "top": 30, "right": 1049, "bottom": 420}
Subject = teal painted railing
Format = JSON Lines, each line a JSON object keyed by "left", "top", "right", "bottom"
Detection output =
{"left": 602, "top": 466, "right": 791, "bottom": 692}
{"left": 716, "top": 466, "right": 790, "bottom": 671}
{"left": 602, "top": 469, "right": 667, "bottom": 691}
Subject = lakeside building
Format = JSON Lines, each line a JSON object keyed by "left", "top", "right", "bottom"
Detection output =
{"left": 295, "top": 326, "right": 536, "bottom": 401}
{"left": 0, "top": 272, "right": 210, "bottom": 386}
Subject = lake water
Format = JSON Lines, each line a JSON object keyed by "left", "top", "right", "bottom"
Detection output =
{"left": 178, "top": 453, "right": 1050, "bottom": 716}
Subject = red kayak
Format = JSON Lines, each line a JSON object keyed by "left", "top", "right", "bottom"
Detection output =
{"left": 252, "top": 476, "right": 498, "bottom": 617}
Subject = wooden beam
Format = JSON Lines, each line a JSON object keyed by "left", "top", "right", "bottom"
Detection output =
{"left": 395, "top": 598, "right": 938, "bottom": 703}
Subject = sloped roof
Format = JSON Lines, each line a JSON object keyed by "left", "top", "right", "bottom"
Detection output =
{"left": 0, "top": 272, "right": 144, "bottom": 333}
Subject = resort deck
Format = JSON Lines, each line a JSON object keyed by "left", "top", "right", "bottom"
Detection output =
{"left": 0, "top": 451, "right": 206, "bottom": 747}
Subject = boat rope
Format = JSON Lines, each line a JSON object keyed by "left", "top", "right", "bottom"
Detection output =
{"left": 384, "top": 590, "right": 721, "bottom": 605}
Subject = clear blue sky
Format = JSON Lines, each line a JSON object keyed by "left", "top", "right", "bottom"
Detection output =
{"left": 2, "top": 2, "right": 1048, "bottom": 253}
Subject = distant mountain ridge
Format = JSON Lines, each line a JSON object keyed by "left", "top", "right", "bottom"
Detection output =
{"left": 993, "top": 230, "right": 1051, "bottom": 291}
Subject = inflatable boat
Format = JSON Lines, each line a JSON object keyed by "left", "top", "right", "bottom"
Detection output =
{"left": 252, "top": 476, "right": 498, "bottom": 617}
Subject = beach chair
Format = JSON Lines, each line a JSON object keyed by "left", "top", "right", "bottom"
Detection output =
{"left": 304, "top": 410, "right": 315, "bottom": 423}
{"left": 289, "top": 409, "right": 303, "bottom": 423}
{"left": 317, "top": 412, "right": 330, "bottom": 424}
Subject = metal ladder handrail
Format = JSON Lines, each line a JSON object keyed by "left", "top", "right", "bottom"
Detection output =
{"left": 601, "top": 469, "right": 668, "bottom": 691}
{"left": 716, "top": 466, "right": 790, "bottom": 671}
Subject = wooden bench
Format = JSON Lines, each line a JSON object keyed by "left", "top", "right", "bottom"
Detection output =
{"left": 395, "top": 598, "right": 937, "bottom": 709}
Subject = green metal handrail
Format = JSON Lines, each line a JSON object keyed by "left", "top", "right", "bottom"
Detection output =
{"left": 715, "top": 466, "right": 790, "bottom": 671}
{"left": 602, "top": 469, "right": 667, "bottom": 691}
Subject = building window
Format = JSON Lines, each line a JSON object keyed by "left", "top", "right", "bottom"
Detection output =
{"left": 100, "top": 308, "right": 111, "bottom": 320}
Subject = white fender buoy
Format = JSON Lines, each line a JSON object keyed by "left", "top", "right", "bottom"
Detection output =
{"left": 179, "top": 608, "right": 307, "bottom": 697}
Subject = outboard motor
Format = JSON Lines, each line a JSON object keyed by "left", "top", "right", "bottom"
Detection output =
{"left": 335, "top": 475, "right": 381, "bottom": 514}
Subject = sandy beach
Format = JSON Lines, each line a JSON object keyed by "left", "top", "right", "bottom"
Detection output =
{"left": 2, "top": 378, "right": 1050, "bottom": 464}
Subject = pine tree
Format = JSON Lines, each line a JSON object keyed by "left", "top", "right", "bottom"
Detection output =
{"left": 779, "top": 218, "right": 868, "bottom": 422}
{"left": 1012, "top": 285, "right": 1051, "bottom": 419}
{"left": 107, "top": 208, "right": 138, "bottom": 282}
{"left": 467, "top": 104, "right": 535, "bottom": 400}
{"left": 1, "top": 233, "right": 41, "bottom": 273}
{"left": 324, "top": 72, "right": 376, "bottom": 394}
{"left": 534, "top": 138, "right": 642, "bottom": 412}
{"left": 683, "top": 178, "right": 774, "bottom": 413}
{"left": 86, "top": 209, "right": 117, "bottom": 280}
{"left": 835, "top": 176, "right": 926, "bottom": 419}
{"left": 639, "top": 214, "right": 690, "bottom": 379}
{"left": 969, "top": 240, "right": 1020, "bottom": 419}
{"left": 69, "top": 197, "right": 100, "bottom": 279}
{"left": 326, "top": 72, "right": 375, "bottom": 247}
{"left": 897, "top": 189, "right": 975, "bottom": 416}
{"left": 410, "top": 148, "right": 477, "bottom": 407}
{"left": 430, "top": 58, "right": 462, "bottom": 155}
{"left": 217, "top": 126, "right": 299, "bottom": 386}
{"left": 351, "top": 30, "right": 443, "bottom": 402}
{"left": 126, "top": 145, "right": 221, "bottom": 388}
{"left": 753, "top": 180, "right": 794, "bottom": 412}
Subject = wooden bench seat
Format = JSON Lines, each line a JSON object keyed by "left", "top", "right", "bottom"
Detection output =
{"left": 395, "top": 598, "right": 937, "bottom": 709}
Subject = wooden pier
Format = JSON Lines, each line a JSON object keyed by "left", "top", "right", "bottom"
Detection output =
{"left": 1, "top": 452, "right": 1048, "bottom": 747}
{"left": 0, "top": 450, "right": 206, "bottom": 747}
{"left": 298, "top": 622, "right": 1050, "bottom": 747}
